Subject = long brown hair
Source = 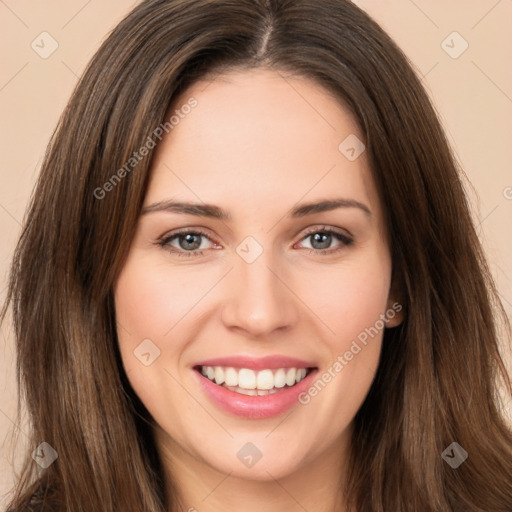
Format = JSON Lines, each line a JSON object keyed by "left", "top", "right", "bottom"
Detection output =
{"left": 3, "top": 0, "right": 512, "bottom": 510}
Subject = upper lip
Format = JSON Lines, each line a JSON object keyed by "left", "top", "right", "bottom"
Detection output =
{"left": 194, "top": 355, "right": 317, "bottom": 371}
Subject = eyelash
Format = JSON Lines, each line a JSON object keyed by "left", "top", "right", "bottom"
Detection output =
{"left": 155, "top": 226, "right": 354, "bottom": 258}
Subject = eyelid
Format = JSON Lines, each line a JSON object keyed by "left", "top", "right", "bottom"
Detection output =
{"left": 293, "top": 225, "right": 354, "bottom": 253}
{"left": 156, "top": 224, "right": 353, "bottom": 257}
{"left": 296, "top": 224, "right": 353, "bottom": 243}
{"left": 157, "top": 227, "right": 219, "bottom": 253}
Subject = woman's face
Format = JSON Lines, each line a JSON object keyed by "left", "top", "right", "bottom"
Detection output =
{"left": 114, "top": 68, "right": 402, "bottom": 483}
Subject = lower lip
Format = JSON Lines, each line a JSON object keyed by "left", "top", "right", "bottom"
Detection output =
{"left": 193, "top": 368, "right": 318, "bottom": 419}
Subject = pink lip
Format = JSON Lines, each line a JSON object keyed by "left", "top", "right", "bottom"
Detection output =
{"left": 192, "top": 366, "right": 318, "bottom": 420}
{"left": 194, "top": 355, "right": 316, "bottom": 370}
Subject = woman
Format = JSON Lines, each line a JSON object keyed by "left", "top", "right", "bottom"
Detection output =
{"left": 3, "top": 0, "right": 512, "bottom": 510}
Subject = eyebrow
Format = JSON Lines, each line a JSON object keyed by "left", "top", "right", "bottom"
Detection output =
{"left": 141, "top": 197, "right": 372, "bottom": 220}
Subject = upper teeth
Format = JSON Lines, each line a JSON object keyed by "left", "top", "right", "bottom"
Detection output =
{"left": 200, "top": 366, "right": 308, "bottom": 390}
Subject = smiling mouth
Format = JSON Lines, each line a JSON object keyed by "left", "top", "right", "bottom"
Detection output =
{"left": 194, "top": 365, "right": 316, "bottom": 396}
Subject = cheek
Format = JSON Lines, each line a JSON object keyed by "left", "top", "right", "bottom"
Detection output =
{"left": 298, "top": 253, "right": 391, "bottom": 347}
{"left": 113, "top": 254, "right": 194, "bottom": 406}
{"left": 114, "top": 252, "right": 213, "bottom": 346}
{"left": 329, "top": 269, "right": 389, "bottom": 342}
{"left": 293, "top": 255, "right": 391, "bottom": 415}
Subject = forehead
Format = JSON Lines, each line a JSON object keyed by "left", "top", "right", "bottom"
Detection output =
{"left": 145, "top": 68, "right": 381, "bottom": 223}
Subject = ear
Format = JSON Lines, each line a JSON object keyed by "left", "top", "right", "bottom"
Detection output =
{"left": 384, "top": 297, "right": 404, "bottom": 328}
{"left": 385, "top": 270, "right": 405, "bottom": 328}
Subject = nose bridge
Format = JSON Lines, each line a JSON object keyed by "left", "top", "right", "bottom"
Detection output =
{"left": 221, "top": 239, "right": 297, "bottom": 336}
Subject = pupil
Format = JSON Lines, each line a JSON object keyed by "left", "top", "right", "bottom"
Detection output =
{"left": 312, "top": 233, "right": 331, "bottom": 250}
{"left": 180, "top": 234, "right": 201, "bottom": 250}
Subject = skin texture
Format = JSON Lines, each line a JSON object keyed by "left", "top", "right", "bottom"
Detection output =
{"left": 114, "top": 68, "right": 403, "bottom": 512}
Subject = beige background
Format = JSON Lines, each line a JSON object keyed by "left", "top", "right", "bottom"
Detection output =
{"left": 1, "top": 0, "right": 511, "bottom": 504}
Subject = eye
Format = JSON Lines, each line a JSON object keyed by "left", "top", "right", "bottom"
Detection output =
{"left": 296, "top": 226, "right": 353, "bottom": 255}
{"left": 156, "top": 225, "right": 353, "bottom": 258}
{"left": 156, "top": 228, "right": 219, "bottom": 257}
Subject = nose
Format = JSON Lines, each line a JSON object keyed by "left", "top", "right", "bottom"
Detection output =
{"left": 220, "top": 251, "right": 299, "bottom": 338}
